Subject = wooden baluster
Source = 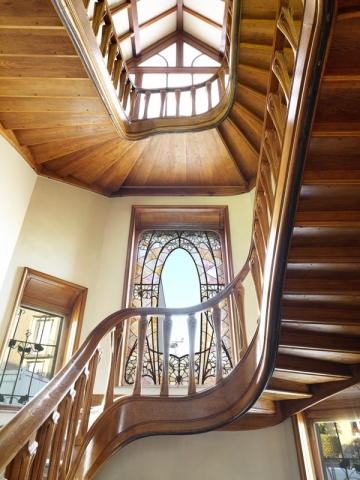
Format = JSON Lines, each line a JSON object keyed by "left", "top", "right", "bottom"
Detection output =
{"left": 75, "top": 348, "right": 101, "bottom": 445}
{"left": 278, "top": 7, "right": 299, "bottom": 54}
{"left": 47, "top": 389, "right": 76, "bottom": 480}
{"left": 160, "top": 89, "right": 167, "bottom": 118}
{"left": 92, "top": 1, "right": 105, "bottom": 36}
{"left": 82, "top": 0, "right": 90, "bottom": 8}
{"left": 205, "top": 81, "right": 212, "bottom": 110}
{"left": 272, "top": 51, "right": 291, "bottom": 104}
{"left": 256, "top": 191, "right": 270, "bottom": 243}
{"left": 190, "top": 86, "right": 196, "bottom": 116}
{"left": 249, "top": 249, "right": 262, "bottom": 306}
{"left": 107, "top": 42, "right": 118, "bottom": 74}
{"left": 30, "top": 412, "right": 60, "bottom": 480}
{"left": 59, "top": 371, "right": 88, "bottom": 480}
{"left": 267, "top": 93, "right": 285, "bottom": 147}
{"left": 264, "top": 129, "right": 280, "bottom": 183}
{"left": 119, "top": 70, "right": 127, "bottom": 102}
{"left": 129, "top": 88, "right": 139, "bottom": 119}
{"left": 212, "top": 305, "right": 223, "bottom": 384}
{"left": 233, "top": 279, "right": 247, "bottom": 357}
{"left": 175, "top": 88, "right": 181, "bottom": 118}
{"left": 160, "top": 314, "right": 172, "bottom": 396}
{"left": 187, "top": 313, "right": 197, "bottom": 395}
{"left": 142, "top": 91, "right": 151, "bottom": 120}
{"left": 100, "top": 23, "right": 112, "bottom": 57}
{"left": 253, "top": 218, "right": 266, "bottom": 277}
{"left": 260, "top": 162, "right": 274, "bottom": 216}
{"left": 218, "top": 68, "right": 226, "bottom": 96}
{"left": 112, "top": 58, "right": 123, "bottom": 89}
{"left": 5, "top": 438, "right": 38, "bottom": 480}
{"left": 123, "top": 80, "right": 131, "bottom": 110}
{"left": 133, "top": 315, "right": 148, "bottom": 396}
{"left": 104, "top": 326, "right": 123, "bottom": 409}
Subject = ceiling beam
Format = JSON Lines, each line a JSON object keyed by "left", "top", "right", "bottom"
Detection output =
{"left": 128, "top": 0, "right": 141, "bottom": 57}
{"left": 129, "top": 66, "right": 220, "bottom": 74}
{"left": 140, "top": 6, "right": 177, "bottom": 31}
{"left": 182, "top": 6, "right": 222, "bottom": 30}
{"left": 177, "top": 0, "right": 183, "bottom": 30}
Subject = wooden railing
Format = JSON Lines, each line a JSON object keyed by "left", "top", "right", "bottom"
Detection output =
{"left": 0, "top": 0, "right": 334, "bottom": 476}
{"left": 51, "top": 0, "right": 240, "bottom": 140}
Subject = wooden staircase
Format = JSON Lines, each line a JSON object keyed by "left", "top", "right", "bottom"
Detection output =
{"left": 1, "top": 0, "right": 360, "bottom": 478}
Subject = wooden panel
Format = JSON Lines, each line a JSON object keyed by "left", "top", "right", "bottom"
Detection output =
{"left": 0, "top": 56, "right": 88, "bottom": 78}
{"left": 14, "top": 123, "right": 115, "bottom": 146}
{"left": 0, "top": 78, "right": 98, "bottom": 98}
{"left": 0, "top": 112, "right": 110, "bottom": 129}
{"left": 72, "top": 140, "right": 136, "bottom": 186}
{"left": 237, "top": 64, "right": 269, "bottom": 94}
{"left": 0, "top": 0, "right": 59, "bottom": 17}
{"left": 229, "top": 102, "right": 263, "bottom": 152}
{"left": 238, "top": 43, "right": 273, "bottom": 70}
{"left": 235, "top": 83, "right": 266, "bottom": 120}
{"left": 132, "top": 206, "right": 229, "bottom": 231}
{"left": 239, "top": 20, "right": 277, "bottom": 45}
{"left": 0, "top": 29, "right": 76, "bottom": 56}
{"left": 30, "top": 132, "right": 119, "bottom": 164}
{"left": 0, "top": 16, "right": 62, "bottom": 27}
{"left": 95, "top": 140, "right": 150, "bottom": 191}
{"left": 0, "top": 97, "right": 105, "bottom": 113}
{"left": 44, "top": 137, "right": 123, "bottom": 176}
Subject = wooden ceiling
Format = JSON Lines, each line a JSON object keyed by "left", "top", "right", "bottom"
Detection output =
{"left": 0, "top": 0, "right": 289, "bottom": 196}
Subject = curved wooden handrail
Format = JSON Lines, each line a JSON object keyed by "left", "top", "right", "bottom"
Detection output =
{"left": 0, "top": 0, "right": 334, "bottom": 477}
{"left": 51, "top": 0, "right": 240, "bottom": 140}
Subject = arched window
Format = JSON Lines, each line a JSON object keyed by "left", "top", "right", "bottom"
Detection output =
{"left": 124, "top": 230, "right": 233, "bottom": 386}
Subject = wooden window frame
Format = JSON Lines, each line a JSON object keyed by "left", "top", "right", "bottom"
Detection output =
{"left": 0, "top": 268, "right": 87, "bottom": 408}
{"left": 117, "top": 205, "right": 242, "bottom": 386}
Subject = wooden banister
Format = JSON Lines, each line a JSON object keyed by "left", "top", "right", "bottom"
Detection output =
{"left": 0, "top": 0, "right": 334, "bottom": 476}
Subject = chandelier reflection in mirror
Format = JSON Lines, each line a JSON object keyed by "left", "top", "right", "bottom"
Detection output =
{"left": 125, "top": 230, "right": 233, "bottom": 387}
{"left": 0, "top": 307, "right": 63, "bottom": 405}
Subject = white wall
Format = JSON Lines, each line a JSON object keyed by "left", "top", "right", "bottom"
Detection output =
{"left": 0, "top": 136, "right": 37, "bottom": 292}
{"left": 94, "top": 419, "right": 301, "bottom": 480}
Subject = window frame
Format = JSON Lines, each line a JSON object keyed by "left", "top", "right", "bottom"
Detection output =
{"left": 117, "top": 205, "right": 244, "bottom": 386}
{"left": 0, "top": 268, "right": 87, "bottom": 409}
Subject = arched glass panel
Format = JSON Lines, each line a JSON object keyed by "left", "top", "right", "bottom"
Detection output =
{"left": 124, "top": 231, "right": 233, "bottom": 387}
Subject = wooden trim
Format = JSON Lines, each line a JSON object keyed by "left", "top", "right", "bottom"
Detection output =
{"left": 292, "top": 413, "right": 317, "bottom": 480}
{"left": 183, "top": 6, "right": 222, "bottom": 30}
{"left": 177, "top": 0, "right": 183, "bottom": 31}
{"left": 139, "top": 6, "right": 177, "bottom": 30}
{"left": 128, "top": 0, "right": 141, "bottom": 57}
{"left": 129, "top": 66, "right": 219, "bottom": 74}
{"left": 112, "top": 185, "right": 248, "bottom": 196}
{"left": 220, "top": 0, "right": 228, "bottom": 55}
{"left": 0, "top": 268, "right": 87, "bottom": 381}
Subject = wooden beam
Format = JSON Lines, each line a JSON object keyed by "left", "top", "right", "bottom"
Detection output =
{"left": 177, "top": 0, "right": 183, "bottom": 31}
{"left": 139, "top": 6, "right": 177, "bottom": 31}
{"left": 129, "top": 66, "right": 219, "bottom": 74}
{"left": 183, "top": 6, "right": 222, "bottom": 30}
{"left": 111, "top": 185, "right": 248, "bottom": 196}
{"left": 128, "top": 0, "right": 141, "bottom": 57}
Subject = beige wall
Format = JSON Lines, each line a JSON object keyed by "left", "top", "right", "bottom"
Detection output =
{"left": 0, "top": 136, "right": 36, "bottom": 292}
{"left": 94, "top": 419, "right": 301, "bottom": 480}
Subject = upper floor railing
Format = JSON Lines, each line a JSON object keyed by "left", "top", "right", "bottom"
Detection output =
{"left": 52, "top": 0, "right": 240, "bottom": 140}
{"left": 0, "top": 0, "right": 334, "bottom": 476}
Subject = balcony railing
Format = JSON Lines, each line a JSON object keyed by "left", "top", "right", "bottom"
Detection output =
{"left": 52, "top": 0, "right": 240, "bottom": 140}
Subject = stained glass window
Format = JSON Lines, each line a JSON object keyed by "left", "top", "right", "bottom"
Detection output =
{"left": 124, "top": 230, "right": 233, "bottom": 387}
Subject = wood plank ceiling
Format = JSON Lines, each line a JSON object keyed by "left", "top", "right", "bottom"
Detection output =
{"left": 0, "top": 0, "right": 298, "bottom": 197}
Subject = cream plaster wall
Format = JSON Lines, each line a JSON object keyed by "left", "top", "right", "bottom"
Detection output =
{"left": 0, "top": 136, "right": 37, "bottom": 292}
{"left": 94, "top": 418, "right": 301, "bottom": 480}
